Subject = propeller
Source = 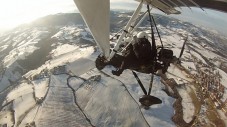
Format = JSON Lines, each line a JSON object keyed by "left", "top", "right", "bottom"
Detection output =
{"left": 179, "top": 35, "right": 188, "bottom": 59}
{"left": 176, "top": 35, "right": 188, "bottom": 64}
{"left": 168, "top": 35, "right": 189, "bottom": 75}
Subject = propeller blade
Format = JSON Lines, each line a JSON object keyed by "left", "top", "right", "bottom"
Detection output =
{"left": 178, "top": 35, "right": 188, "bottom": 59}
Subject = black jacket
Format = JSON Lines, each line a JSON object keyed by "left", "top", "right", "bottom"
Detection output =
{"left": 132, "top": 38, "right": 153, "bottom": 64}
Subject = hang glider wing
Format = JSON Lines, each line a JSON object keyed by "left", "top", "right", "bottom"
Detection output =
{"left": 73, "top": 0, "right": 110, "bottom": 58}
{"left": 73, "top": 0, "right": 227, "bottom": 60}
{"left": 136, "top": 0, "right": 227, "bottom": 13}
{"left": 135, "top": 0, "right": 181, "bottom": 14}
{"left": 177, "top": 0, "right": 227, "bottom": 12}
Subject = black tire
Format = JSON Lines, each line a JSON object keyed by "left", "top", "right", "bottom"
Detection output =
{"left": 139, "top": 95, "right": 162, "bottom": 108}
{"left": 95, "top": 55, "right": 107, "bottom": 70}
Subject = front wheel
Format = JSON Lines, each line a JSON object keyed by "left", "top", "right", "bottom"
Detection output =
{"left": 139, "top": 95, "right": 162, "bottom": 109}
{"left": 95, "top": 55, "right": 107, "bottom": 70}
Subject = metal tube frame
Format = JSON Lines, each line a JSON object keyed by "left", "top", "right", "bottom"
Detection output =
{"left": 120, "top": 11, "right": 149, "bottom": 53}
{"left": 108, "top": 0, "right": 143, "bottom": 60}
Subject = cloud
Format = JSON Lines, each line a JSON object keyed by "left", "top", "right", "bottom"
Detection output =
{"left": 0, "top": 0, "right": 75, "bottom": 30}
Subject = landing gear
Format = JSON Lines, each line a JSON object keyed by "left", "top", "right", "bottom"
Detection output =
{"left": 95, "top": 55, "right": 107, "bottom": 70}
{"left": 96, "top": 54, "right": 163, "bottom": 109}
{"left": 95, "top": 53, "right": 125, "bottom": 71}
{"left": 132, "top": 71, "right": 162, "bottom": 109}
{"left": 139, "top": 95, "right": 162, "bottom": 109}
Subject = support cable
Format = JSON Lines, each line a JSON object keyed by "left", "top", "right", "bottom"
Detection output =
{"left": 151, "top": 14, "right": 164, "bottom": 48}
{"left": 147, "top": 5, "right": 156, "bottom": 95}
{"left": 147, "top": 5, "right": 157, "bottom": 61}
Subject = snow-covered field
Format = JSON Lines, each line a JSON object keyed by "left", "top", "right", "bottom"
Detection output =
{"left": 0, "top": 42, "right": 176, "bottom": 126}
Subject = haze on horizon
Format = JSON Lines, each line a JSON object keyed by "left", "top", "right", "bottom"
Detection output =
{"left": 0, "top": 0, "right": 226, "bottom": 37}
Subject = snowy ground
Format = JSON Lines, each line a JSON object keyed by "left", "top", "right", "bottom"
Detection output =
{"left": 0, "top": 44, "right": 175, "bottom": 127}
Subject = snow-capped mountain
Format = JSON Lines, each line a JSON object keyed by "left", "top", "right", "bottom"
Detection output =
{"left": 0, "top": 12, "right": 227, "bottom": 127}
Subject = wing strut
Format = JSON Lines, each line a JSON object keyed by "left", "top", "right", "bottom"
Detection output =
{"left": 132, "top": 70, "right": 154, "bottom": 96}
{"left": 108, "top": 0, "right": 143, "bottom": 60}
{"left": 132, "top": 71, "right": 147, "bottom": 95}
{"left": 110, "top": 10, "right": 148, "bottom": 42}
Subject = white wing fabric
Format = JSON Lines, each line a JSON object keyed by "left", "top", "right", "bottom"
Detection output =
{"left": 135, "top": 0, "right": 181, "bottom": 14}
{"left": 136, "top": 0, "right": 227, "bottom": 13}
{"left": 74, "top": 0, "right": 110, "bottom": 58}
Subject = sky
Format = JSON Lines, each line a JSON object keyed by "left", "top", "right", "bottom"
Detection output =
{"left": 0, "top": 0, "right": 227, "bottom": 36}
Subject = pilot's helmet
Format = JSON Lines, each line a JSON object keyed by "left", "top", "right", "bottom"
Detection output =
{"left": 137, "top": 31, "right": 148, "bottom": 39}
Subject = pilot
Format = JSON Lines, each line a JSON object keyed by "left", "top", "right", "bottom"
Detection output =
{"left": 132, "top": 31, "right": 153, "bottom": 65}
{"left": 112, "top": 32, "right": 153, "bottom": 76}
